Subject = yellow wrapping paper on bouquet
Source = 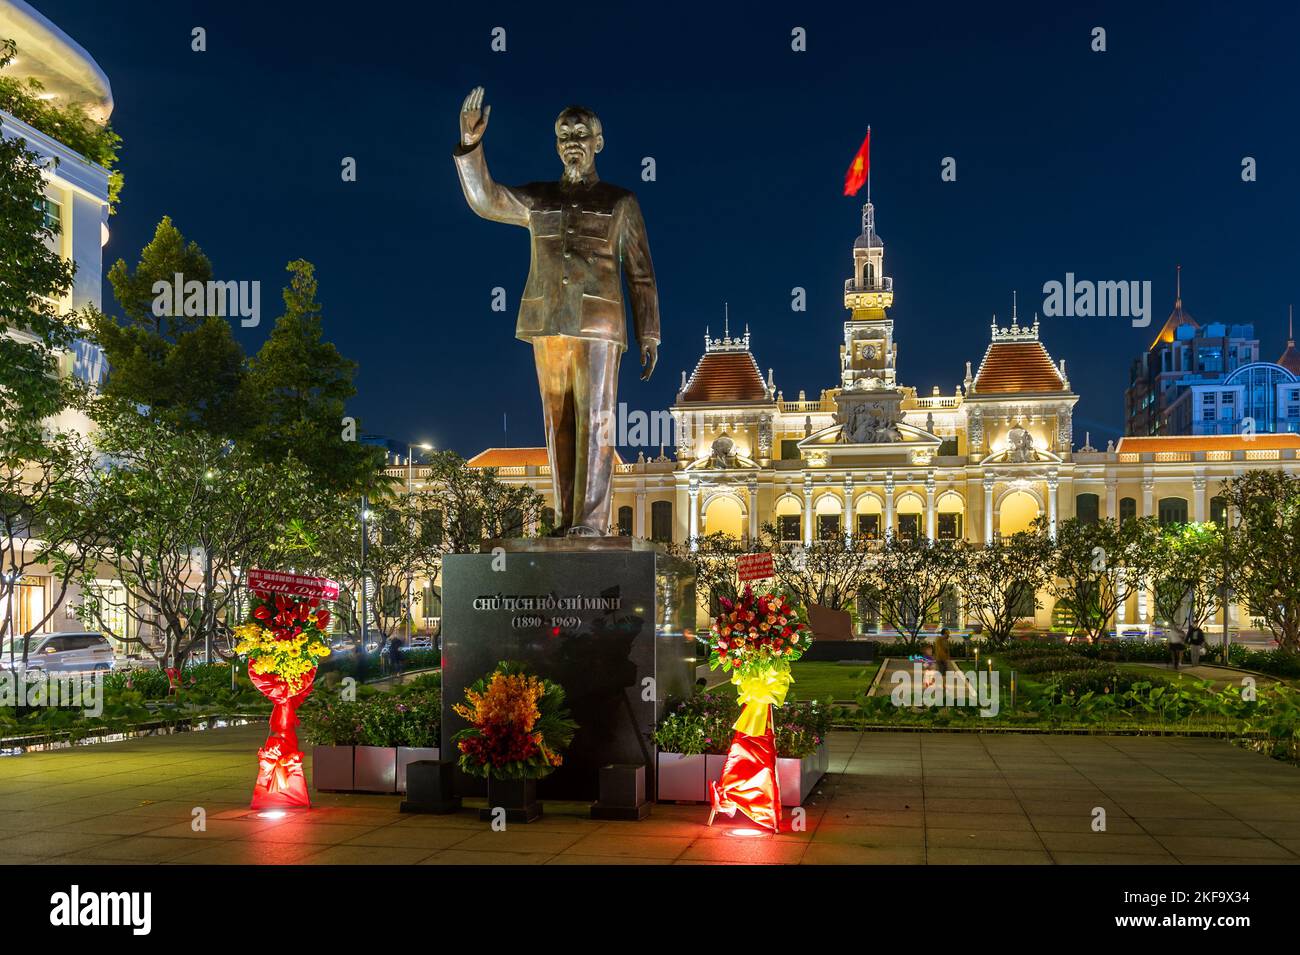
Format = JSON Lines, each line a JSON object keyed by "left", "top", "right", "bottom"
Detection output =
{"left": 731, "top": 666, "right": 793, "bottom": 736}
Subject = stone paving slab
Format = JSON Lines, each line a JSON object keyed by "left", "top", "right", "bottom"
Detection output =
{"left": 0, "top": 725, "right": 1297, "bottom": 864}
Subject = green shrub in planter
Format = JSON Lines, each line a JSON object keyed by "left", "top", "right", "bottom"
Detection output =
{"left": 302, "top": 680, "right": 441, "bottom": 747}
{"left": 653, "top": 690, "right": 829, "bottom": 759}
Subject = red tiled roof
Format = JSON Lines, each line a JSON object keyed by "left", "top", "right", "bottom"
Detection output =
{"left": 679, "top": 351, "right": 769, "bottom": 403}
{"left": 1116, "top": 434, "right": 1300, "bottom": 453}
{"left": 971, "top": 342, "right": 1066, "bottom": 394}
{"left": 466, "top": 448, "right": 550, "bottom": 467}
{"left": 466, "top": 447, "right": 624, "bottom": 468}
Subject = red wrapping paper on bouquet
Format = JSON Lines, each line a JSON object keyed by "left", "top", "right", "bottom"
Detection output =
{"left": 709, "top": 667, "right": 791, "bottom": 832}
{"left": 248, "top": 666, "right": 316, "bottom": 810}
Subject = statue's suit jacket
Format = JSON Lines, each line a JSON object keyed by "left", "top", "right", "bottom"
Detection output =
{"left": 454, "top": 142, "right": 660, "bottom": 351}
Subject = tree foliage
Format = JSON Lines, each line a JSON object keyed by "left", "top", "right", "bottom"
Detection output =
{"left": 1042, "top": 516, "right": 1160, "bottom": 643}
{"left": 1151, "top": 521, "right": 1227, "bottom": 634}
{"left": 863, "top": 536, "right": 965, "bottom": 652}
{"left": 1223, "top": 470, "right": 1300, "bottom": 652}
{"left": 76, "top": 405, "right": 315, "bottom": 668}
{"left": 0, "top": 128, "right": 77, "bottom": 450}
{"left": 956, "top": 530, "right": 1053, "bottom": 648}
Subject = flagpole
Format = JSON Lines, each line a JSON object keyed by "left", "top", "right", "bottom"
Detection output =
{"left": 866, "top": 125, "right": 871, "bottom": 204}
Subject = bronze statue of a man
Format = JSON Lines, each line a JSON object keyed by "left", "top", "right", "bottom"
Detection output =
{"left": 454, "top": 86, "right": 660, "bottom": 537}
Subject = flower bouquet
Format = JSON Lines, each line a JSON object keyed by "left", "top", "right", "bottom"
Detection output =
{"left": 234, "top": 591, "right": 332, "bottom": 810}
{"left": 703, "top": 585, "right": 813, "bottom": 831}
{"left": 452, "top": 661, "right": 576, "bottom": 822}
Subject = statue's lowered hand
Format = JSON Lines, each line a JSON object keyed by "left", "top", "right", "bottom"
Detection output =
{"left": 460, "top": 86, "right": 490, "bottom": 147}
{"left": 640, "top": 341, "right": 657, "bottom": 381}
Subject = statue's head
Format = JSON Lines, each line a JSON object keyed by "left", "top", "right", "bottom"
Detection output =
{"left": 555, "top": 105, "right": 603, "bottom": 181}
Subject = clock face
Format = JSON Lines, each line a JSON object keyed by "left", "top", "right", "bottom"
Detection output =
{"left": 860, "top": 344, "right": 877, "bottom": 361}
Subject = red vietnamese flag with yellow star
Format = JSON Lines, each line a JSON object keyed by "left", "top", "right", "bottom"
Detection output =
{"left": 843, "top": 127, "right": 870, "bottom": 196}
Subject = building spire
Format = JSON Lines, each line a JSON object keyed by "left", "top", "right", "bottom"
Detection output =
{"left": 1011, "top": 290, "right": 1019, "bottom": 327}
{"left": 1175, "top": 264, "right": 1182, "bottom": 307}
{"left": 1290, "top": 304, "right": 1295, "bottom": 345}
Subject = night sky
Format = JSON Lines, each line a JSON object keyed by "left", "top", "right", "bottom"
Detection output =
{"left": 32, "top": 0, "right": 1300, "bottom": 454}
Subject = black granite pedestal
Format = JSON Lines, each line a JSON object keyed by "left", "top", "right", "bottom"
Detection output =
{"left": 441, "top": 538, "right": 696, "bottom": 801}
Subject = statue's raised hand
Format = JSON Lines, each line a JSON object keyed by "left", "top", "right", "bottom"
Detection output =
{"left": 460, "top": 86, "right": 490, "bottom": 148}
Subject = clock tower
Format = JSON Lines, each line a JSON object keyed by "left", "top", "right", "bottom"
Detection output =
{"left": 841, "top": 202, "right": 896, "bottom": 390}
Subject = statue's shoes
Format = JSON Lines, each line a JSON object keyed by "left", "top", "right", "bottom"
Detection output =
{"left": 565, "top": 524, "right": 603, "bottom": 538}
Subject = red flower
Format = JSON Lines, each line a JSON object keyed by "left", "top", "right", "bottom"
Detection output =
{"left": 253, "top": 605, "right": 270, "bottom": 620}
{"left": 316, "top": 610, "right": 330, "bottom": 630}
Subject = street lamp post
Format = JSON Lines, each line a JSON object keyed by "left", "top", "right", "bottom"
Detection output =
{"left": 406, "top": 442, "right": 433, "bottom": 644}
{"left": 360, "top": 496, "right": 370, "bottom": 661}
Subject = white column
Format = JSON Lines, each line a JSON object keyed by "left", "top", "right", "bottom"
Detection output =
{"left": 635, "top": 491, "right": 647, "bottom": 538}
{"left": 884, "top": 472, "right": 895, "bottom": 541}
{"left": 802, "top": 476, "right": 814, "bottom": 546}
{"left": 687, "top": 481, "right": 699, "bottom": 550}
{"left": 1116, "top": 569, "right": 1127, "bottom": 624}
{"left": 1193, "top": 475, "right": 1206, "bottom": 523}
{"left": 747, "top": 479, "right": 759, "bottom": 543}
{"left": 1140, "top": 478, "right": 1154, "bottom": 625}
{"left": 1047, "top": 472, "right": 1059, "bottom": 539}
{"left": 983, "top": 477, "right": 994, "bottom": 542}
{"left": 925, "top": 473, "right": 936, "bottom": 541}
{"left": 1105, "top": 478, "right": 1117, "bottom": 521}
{"left": 843, "top": 475, "right": 854, "bottom": 543}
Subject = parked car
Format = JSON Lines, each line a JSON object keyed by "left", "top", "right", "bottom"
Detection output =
{"left": 406, "top": 635, "right": 433, "bottom": 653}
{"left": 0, "top": 632, "right": 115, "bottom": 672}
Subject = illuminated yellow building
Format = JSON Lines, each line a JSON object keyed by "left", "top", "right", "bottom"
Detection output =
{"left": 452, "top": 199, "right": 1300, "bottom": 635}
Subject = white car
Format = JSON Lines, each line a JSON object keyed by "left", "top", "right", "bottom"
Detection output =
{"left": 0, "top": 632, "right": 115, "bottom": 672}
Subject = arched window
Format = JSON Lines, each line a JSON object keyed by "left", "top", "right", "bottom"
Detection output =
{"left": 1157, "top": 497, "right": 1188, "bottom": 527}
{"left": 1119, "top": 497, "right": 1137, "bottom": 523}
{"left": 650, "top": 500, "right": 672, "bottom": 543}
{"left": 1076, "top": 493, "right": 1100, "bottom": 525}
{"left": 1210, "top": 495, "right": 1227, "bottom": 526}
{"left": 617, "top": 506, "right": 633, "bottom": 536}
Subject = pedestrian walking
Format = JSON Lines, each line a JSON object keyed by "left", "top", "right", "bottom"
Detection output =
{"left": 934, "top": 628, "right": 952, "bottom": 677}
{"left": 1188, "top": 625, "right": 1205, "bottom": 666}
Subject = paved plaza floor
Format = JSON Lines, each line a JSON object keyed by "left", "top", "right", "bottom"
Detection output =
{"left": 1, "top": 725, "right": 1298, "bottom": 864}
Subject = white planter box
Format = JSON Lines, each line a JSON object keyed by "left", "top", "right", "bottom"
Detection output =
{"left": 778, "top": 749, "right": 827, "bottom": 807}
{"left": 656, "top": 752, "right": 706, "bottom": 801}
{"left": 312, "top": 745, "right": 354, "bottom": 792}
{"left": 706, "top": 754, "right": 727, "bottom": 789}
{"left": 353, "top": 745, "right": 397, "bottom": 793}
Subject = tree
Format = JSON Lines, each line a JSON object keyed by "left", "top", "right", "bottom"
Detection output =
{"left": 423, "top": 450, "right": 545, "bottom": 552}
{"left": 0, "top": 124, "right": 77, "bottom": 451}
{"left": 956, "top": 530, "right": 1054, "bottom": 648}
{"left": 91, "top": 217, "right": 253, "bottom": 436}
{"left": 298, "top": 451, "right": 543, "bottom": 649}
{"left": 766, "top": 527, "right": 877, "bottom": 615}
{"left": 245, "top": 260, "right": 382, "bottom": 492}
{"left": 864, "top": 536, "right": 966, "bottom": 652}
{"left": 669, "top": 531, "right": 759, "bottom": 610}
{"left": 76, "top": 405, "right": 314, "bottom": 669}
{"left": 0, "top": 430, "right": 98, "bottom": 666}
{"left": 1151, "top": 521, "right": 1226, "bottom": 633}
{"left": 0, "top": 110, "right": 102, "bottom": 665}
{"left": 1223, "top": 470, "right": 1300, "bottom": 652}
{"left": 1042, "top": 516, "right": 1160, "bottom": 643}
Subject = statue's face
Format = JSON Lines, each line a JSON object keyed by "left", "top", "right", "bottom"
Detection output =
{"left": 555, "top": 110, "right": 602, "bottom": 177}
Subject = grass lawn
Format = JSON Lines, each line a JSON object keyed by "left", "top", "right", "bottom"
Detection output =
{"left": 789, "top": 661, "right": 879, "bottom": 702}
